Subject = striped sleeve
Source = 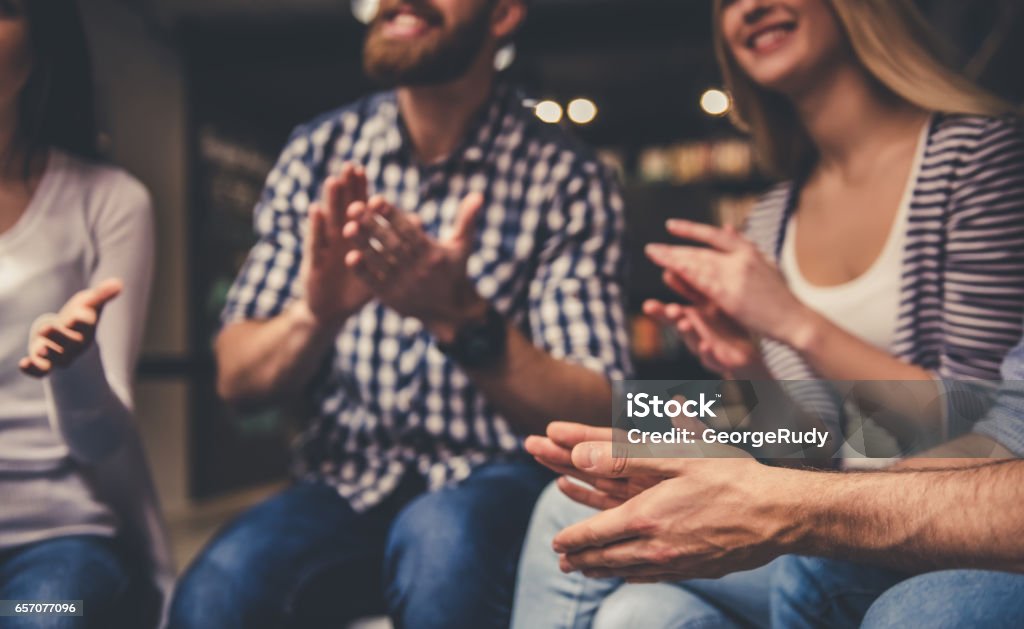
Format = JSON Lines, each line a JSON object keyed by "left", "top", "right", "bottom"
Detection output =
{"left": 221, "top": 126, "right": 319, "bottom": 325}
{"left": 527, "top": 158, "right": 633, "bottom": 381}
{"left": 744, "top": 185, "right": 846, "bottom": 453}
{"left": 941, "top": 117, "right": 1024, "bottom": 378}
{"left": 973, "top": 336, "right": 1024, "bottom": 456}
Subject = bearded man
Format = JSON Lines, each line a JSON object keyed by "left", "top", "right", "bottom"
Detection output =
{"left": 168, "top": 1, "right": 631, "bottom": 627}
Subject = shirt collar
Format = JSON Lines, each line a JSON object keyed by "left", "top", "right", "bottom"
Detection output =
{"left": 372, "top": 81, "right": 516, "bottom": 167}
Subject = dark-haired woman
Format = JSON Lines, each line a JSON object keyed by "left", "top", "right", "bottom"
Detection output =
{"left": 0, "top": 1, "right": 171, "bottom": 627}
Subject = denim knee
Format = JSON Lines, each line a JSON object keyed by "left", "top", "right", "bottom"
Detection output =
{"left": 0, "top": 536, "right": 138, "bottom": 629}
{"left": 771, "top": 555, "right": 906, "bottom": 629}
{"left": 511, "top": 481, "right": 610, "bottom": 629}
{"left": 384, "top": 467, "right": 547, "bottom": 629}
{"left": 862, "top": 570, "right": 1024, "bottom": 629}
{"left": 168, "top": 536, "right": 252, "bottom": 629}
{"left": 531, "top": 481, "right": 601, "bottom": 544}
{"left": 593, "top": 583, "right": 742, "bottom": 629}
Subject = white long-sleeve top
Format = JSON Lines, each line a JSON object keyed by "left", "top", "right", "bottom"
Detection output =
{"left": 0, "top": 149, "right": 173, "bottom": 607}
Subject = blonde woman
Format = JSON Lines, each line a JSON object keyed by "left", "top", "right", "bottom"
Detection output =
{"left": 512, "top": 0, "right": 1024, "bottom": 627}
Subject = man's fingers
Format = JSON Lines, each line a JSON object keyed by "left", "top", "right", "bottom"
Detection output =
{"left": 562, "top": 537, "right": 666, "bottom": 572}
{"left": 306, "top": 203, "right": 330, "bottom": 267}
{"left": 552, "top": 503, "right": 642, "bottom": 554}
{"left": 666, "top": 219, "right": 741, "bottom": 252}
{"left": 351, "top": 165, "right": 368, "bottom": 204}
{"left": 524, "top": 436, "right": 573, "bottom": 468}
{"left": 581, "top": 564, "right": 683, "bottom": 581}
{"left": 546, "top": 421, "right": 614, "bottom": 450}
{"left": 532, "top": 456, "right": 631, "bottom": 495}
{"left": 525, "top": 438, "right": 635, "bottom": 497}
{"left": 590, "top": 476, "right": 652, "bottom": 500}
{"left": 556, "top": 476, "right": 625, "bottom": 511}
{"left": 379, "top": 201, "right": 429, "bottom": 258}
{"left": 345, "top": 248, "right": 393, "bottom": 289}
{"left": 361, "top": 198, "right": 420, "bottom": 265}
{"left": 449, "top": 193, "right": 484, "bottom": 253}
{"left": 570, "top": 441, "right": 684, "bottom": 479}
{"left": 325, "top": 166, "right": 354, "bottom": 229}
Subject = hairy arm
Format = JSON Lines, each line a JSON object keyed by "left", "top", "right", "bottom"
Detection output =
{"left": 795, "top": 460, "right": 1024, "bottom": 573}
{"left": 460, "top": 325, "right": 614, "bottom": 435}
{"left": 215, "top": 302, "right": 342, "bottom": 411}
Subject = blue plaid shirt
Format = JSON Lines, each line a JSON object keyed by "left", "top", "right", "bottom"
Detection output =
{"left": 222, "top": 83, "right": 632, "bottom": 510}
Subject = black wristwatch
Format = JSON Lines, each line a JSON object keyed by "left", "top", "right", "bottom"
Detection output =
{"left": 437, "top": 305, "right": 508, "bottom": 369}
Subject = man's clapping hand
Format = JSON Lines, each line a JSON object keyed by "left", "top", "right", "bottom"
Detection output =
{"left": 342, "top": 192, "right": 489, "bottom": 344}
{"left": 525, "top": 422, "right": 665, "bottom": 511}
{"left": 551, "top": 440, "right": 797, "bottom": 583}
{"left": 298, "top": 164, "right": 373, "bottom": 329}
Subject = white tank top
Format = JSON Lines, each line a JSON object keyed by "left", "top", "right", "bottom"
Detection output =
{"left": 780, "top": 118, "right": 930, "bottom": 466}
{"left": 780, "top": 118, "right": 930, "bottom": 352}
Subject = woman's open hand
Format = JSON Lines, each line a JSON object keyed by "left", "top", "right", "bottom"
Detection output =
{"left": 644, "top": 299, "right": 767, "bottom": 380}
{"left": 19, "top": 279, "right": 123, "bottom": 378}
{"left": 646, "top": 220, "right": 813, "bottom": 348}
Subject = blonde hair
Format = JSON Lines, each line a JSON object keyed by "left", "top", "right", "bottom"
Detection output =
{"left": 712, "top": 0, "right": 1020, "bottom": 179}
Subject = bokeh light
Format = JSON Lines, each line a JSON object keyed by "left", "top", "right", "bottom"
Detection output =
{"left": 351, "top": 0, "right": 379, "bottom": 24}
{"left": 700, "top": 88, "right": 731, "bottom": 117}
{"left": 567, "top": 98, "right": 598, "bottom": 125}
{"left": 535, "top": 100, "right": 564, "bottom": 124}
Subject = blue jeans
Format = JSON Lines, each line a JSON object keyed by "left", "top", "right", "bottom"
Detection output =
{"left": 863, "top": 570, "right": 1024, "bottom": 628}
{"left": 169, "top": 459, "right": 552, "bottom": 629}
{"left": 513, "top": 482, "right": 776, "bottom": 629}
{"left": 771, "top": 556, "right": 906, "bottom": 628}
{"left": 773, "top": 556, "right": 1024, "bottom": 628}
{"left": 0, "top": 535, "right": 155, "bottom": 629}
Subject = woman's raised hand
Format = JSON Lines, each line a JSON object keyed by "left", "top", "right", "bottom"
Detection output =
{"left": 646, "top": 220, "right": 813, "bottom": 349}
{"left": 644, "top": 299, "right": 767, "bottom": 379}
{"left": 19, "top": 279, "right": 123, "bottom": 378}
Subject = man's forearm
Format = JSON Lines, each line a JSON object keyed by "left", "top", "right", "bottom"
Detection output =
{"left": 790, "top": 461, "right": 1024, "bottom": 573}
{"left": 215, "top": 301, "right": 341, "bottom": 410}
{"left": 464, "top": 325, "right": 613, "bottom": 435}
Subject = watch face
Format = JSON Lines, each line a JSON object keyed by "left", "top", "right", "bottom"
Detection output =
{"left": 450, "top": 307, "right": 507, "bottom": 368}
{"left": 467, "top": 335, "right": 492, "bottom": 358}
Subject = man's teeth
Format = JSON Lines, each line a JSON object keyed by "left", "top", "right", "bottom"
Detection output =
{"left": 393, "top": 14, "right": 425, "bottom": 28}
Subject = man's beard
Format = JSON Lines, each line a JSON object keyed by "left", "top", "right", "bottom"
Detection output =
{"left": 363, "top": 1, "right": 494, "bottom": 87}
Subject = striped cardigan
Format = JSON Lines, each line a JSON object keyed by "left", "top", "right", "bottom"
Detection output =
{"left": 744, "top": 114, "right": 1024, "bottom": 442}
